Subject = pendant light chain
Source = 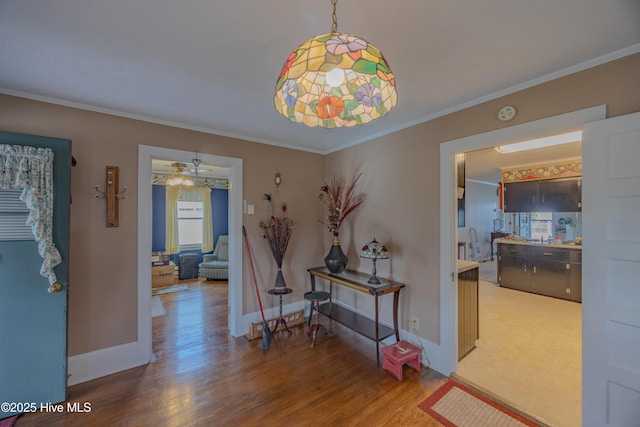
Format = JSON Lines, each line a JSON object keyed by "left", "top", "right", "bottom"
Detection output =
{"left": 331, "top": 0, "right": 338, "bottom": 34}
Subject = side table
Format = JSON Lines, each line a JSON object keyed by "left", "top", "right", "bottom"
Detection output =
{"left": 307, "top": 267, "right": 404, "bottom": 368}
{"left": 267, "top": 287, "right": 293, "bottom": 334}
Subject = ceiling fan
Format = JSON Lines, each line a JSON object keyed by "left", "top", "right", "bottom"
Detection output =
{"left": 190, "top": 153, "right": 202, "bottom": 177}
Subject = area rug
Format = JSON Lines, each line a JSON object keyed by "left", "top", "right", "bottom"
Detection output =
{"left": 419, "top": 380, "right": 540, "bottom": 427}
{"left": 152, "top": 284, "right": 189, "bottom": 296}
{"left": 0, "top": 415, "right": 18, "bottom": 427}
{"left": 151, "top": 295, "right": 166, "bottom": 317}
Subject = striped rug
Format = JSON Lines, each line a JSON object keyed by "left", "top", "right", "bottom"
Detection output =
{"left": 419, "top": 380, "right": 540, "bottom": 427}
{"left": 0, "top": 415, "right": 18, "bottom": 427}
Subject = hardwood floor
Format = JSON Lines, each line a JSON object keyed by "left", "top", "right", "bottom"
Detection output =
{"left": 17, "top": 280, "right": 448, "bottom": 426}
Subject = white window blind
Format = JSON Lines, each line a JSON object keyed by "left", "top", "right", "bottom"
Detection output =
{"left": 0, "top": 189, "right": 34, "bottom": 241}
{"left": 177, "top": 201, "right": 203, "bottom": 246}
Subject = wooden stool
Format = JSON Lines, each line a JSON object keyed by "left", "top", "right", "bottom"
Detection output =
{"left": 381, "top": 340, "right": 421, "bottom": 381}
{"left": 304, "top": 291, "right": 332, "bottom": 347}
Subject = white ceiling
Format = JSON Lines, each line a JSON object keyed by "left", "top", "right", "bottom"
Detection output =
{"left": 1, "top": 1, "right": 639, "bottom": 154}
{"left": 151, "top": 159, "right": 229, "bottom": 179}
{"left": 465, "top": 141, "right": 582, "bottom": 183}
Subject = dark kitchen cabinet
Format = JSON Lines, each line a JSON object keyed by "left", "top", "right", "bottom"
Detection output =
{"left": 568, "top": 250, "right": 582, "bottom": 302}
{"left": 497, "top": 244, "right": 531, "bottom": 292}
{"left": 538, "top": 178, "right": 582, "bottom": 212}
{"left": 503, "top": 180, "right": 539, "bottom": 213}
{"left": 497, "top": 242, "right": 581, "bottom": 302}
{"left": 530, "top": 247, "right": 570, "bottom": 300}
{"left": 458, "top": 264, "right": 479, "bottom": 361}
{"left": 503, "top": 177, "right": 581, "bottom": 212}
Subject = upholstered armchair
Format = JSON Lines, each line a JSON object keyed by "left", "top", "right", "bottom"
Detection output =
{"left": 199, "top": 235, "right": 229, "bottom": 280}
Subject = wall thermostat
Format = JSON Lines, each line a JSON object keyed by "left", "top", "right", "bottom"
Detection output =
{"left": 498, "top": 105, "right": 517, "bottom": 122}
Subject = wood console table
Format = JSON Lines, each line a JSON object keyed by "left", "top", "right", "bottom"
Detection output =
{"left": 307, "top": 267, "right": 405, "bottom": 367}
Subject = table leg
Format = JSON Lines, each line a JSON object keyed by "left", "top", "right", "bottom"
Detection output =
{"left": 393, "top": 290, "right": 400, "bottom": 341}
{"left": 308, "top": 273, "right": 316, "bottom": 326}
{"left": 272, "top": 294, "right": 292, "bottom": 334}
{"left": 329, "top": 282, "right": 333, "bottom": 314}
{"left": 375, "top": 294, "right": 380, "bottom": 368}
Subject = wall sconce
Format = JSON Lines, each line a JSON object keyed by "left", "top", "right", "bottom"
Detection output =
{"left": 274, "top": 171, "right": 282, "bottom": 189}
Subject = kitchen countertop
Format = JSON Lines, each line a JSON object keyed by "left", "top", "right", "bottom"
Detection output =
{"left": 457, "top": 259, "right": 480, "bottom": 273}
{"left": 496, "top": 238, "right": 582, "bottom": 250}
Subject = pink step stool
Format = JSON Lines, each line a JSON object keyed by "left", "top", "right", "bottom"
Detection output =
{"left": 381, "top": 340, "right": 421, "bottom": 381}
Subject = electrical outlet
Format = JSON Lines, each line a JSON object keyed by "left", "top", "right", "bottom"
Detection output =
{"left": 411, "top": 316, "right": 419, "bottom": 331}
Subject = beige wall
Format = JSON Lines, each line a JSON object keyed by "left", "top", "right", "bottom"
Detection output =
{"left": 0, "top": 95, "right": 325, "bottom": 356}
{"left": 2, "top": 52, "right": 639, "bottom": 360}
{"left": 326, "top": 53, "right": 640, "bottom": 344}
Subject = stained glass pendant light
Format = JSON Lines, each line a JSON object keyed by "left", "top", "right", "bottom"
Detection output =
{"left": 274, "top": 0, "right": 397, "bottom": 128}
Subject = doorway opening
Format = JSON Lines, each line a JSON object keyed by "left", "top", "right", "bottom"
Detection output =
{"left": 138, "top": 145, "right": 244, "bottom": 364}
{"left": 149, "top": 158, "right": 231, "bottom": 332}
{"left": 439, "top": 105, "right": 605, "bottom": 425}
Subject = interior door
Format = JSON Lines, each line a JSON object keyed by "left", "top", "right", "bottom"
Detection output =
{"left": 0, "top": 131, "right": 71, "bottom": 418}
{"left": 582, "top": 112, "right": 640, "bottom": 426}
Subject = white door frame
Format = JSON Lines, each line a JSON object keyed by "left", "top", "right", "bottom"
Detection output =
{"left": 439, "top": 105, "right": 605, "bottom": 375}
{"left": 137, "top": 145, "right": 244, "bottom": 361}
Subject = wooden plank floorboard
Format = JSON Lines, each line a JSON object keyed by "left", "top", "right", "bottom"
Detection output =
{"left": 17, "top": 280, "right": 448, "bottom": 426}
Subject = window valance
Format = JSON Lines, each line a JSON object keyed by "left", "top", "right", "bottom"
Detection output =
{"left": 0, "top": 144, "right": 62, "bottom": 288}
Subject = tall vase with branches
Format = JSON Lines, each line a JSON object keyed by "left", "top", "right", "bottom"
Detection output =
{"left": 259, "top": 193, "right": 295, "bottom": 292}
{"left": 319, "top": 173, "right": 367, "bottom": 273}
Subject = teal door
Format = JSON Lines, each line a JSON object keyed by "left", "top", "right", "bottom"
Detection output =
{"left": 0, "top": 131, "right": 71, "bottom": 418}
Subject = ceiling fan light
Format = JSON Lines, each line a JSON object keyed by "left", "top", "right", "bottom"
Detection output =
{"left": 166, "top": 163, "right": 195, "bottom": 187}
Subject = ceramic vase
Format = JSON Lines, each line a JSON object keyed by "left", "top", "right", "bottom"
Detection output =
{"left": 324, "top": 236, "right": 348, "bottom": 273}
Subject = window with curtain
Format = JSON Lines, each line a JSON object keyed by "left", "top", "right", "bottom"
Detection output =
{"left": 177, "top": 200, "right": 203, "bottom": 246}
{"left": 0, "top": 144, "right": 61, "bottom": 287}
{"left": 165, "top": 186, "right": 213, "bottom": 254}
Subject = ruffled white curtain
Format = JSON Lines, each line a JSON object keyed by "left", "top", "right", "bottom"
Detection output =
{"left": 0, "top": 144, "right": 61, "bottom": 286}
{"left": 165, "top": 186, "right": 213, "bottom": 254}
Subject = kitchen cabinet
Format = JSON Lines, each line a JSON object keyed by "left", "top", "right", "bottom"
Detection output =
{"left": 503, "top": 177, "right": 581, "bottom": 212}
{"left": 503, "top": 180, "right": 538, "bottom": 212}
{"left": 568, "top": 250, "right": 582, "bottom": 302}
{"left": 530, "top": 247, "right": 571, "bottom": 300}
{"left": 497, "top": 244, "right": 531, "bottom": 293}
{"left": 457, "top": 260, "right": 479, "bottom": 361}
{"left": 497, "top": 242, "right": 581, "bottom": 302}
{"left": 538, "top": 178, "right": 582, "bottom": 212}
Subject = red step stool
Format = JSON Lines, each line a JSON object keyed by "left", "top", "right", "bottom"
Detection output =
{"left": 381, "top": 340, "right": 421, "bottom": 381}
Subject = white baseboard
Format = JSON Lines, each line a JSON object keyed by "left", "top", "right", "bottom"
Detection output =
{"left": 395, "top": 331, "right": 448, "bottom": 376}
{"left": 67, "top": 341, "right": 150, "bottom": 386}
{"left": 241, "top": 300, "right": 306, "bottom": 335}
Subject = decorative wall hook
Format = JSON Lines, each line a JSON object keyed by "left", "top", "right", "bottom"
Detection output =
{"left": 117, "top": 187, "right": 128, "bottom": 199}
{"left": 94, "top": 185, "right": 107, "bottom": 199}
{"left": 96, "top": 166, "right": 126, "bottom": 227}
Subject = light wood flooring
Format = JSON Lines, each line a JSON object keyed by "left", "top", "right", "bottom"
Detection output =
{"left": 17, "top": 279, "right": 449, "bottom": 426}
{"left": 458, "top": 261, "right": 582, "bottom": 427}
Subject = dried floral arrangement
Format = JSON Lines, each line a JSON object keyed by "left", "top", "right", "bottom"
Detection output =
{"left": 319, "top": 173, "right": 367, "bottom": 237}
{"left": 259, "top": 193, "right": 295, "bottom": 269}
